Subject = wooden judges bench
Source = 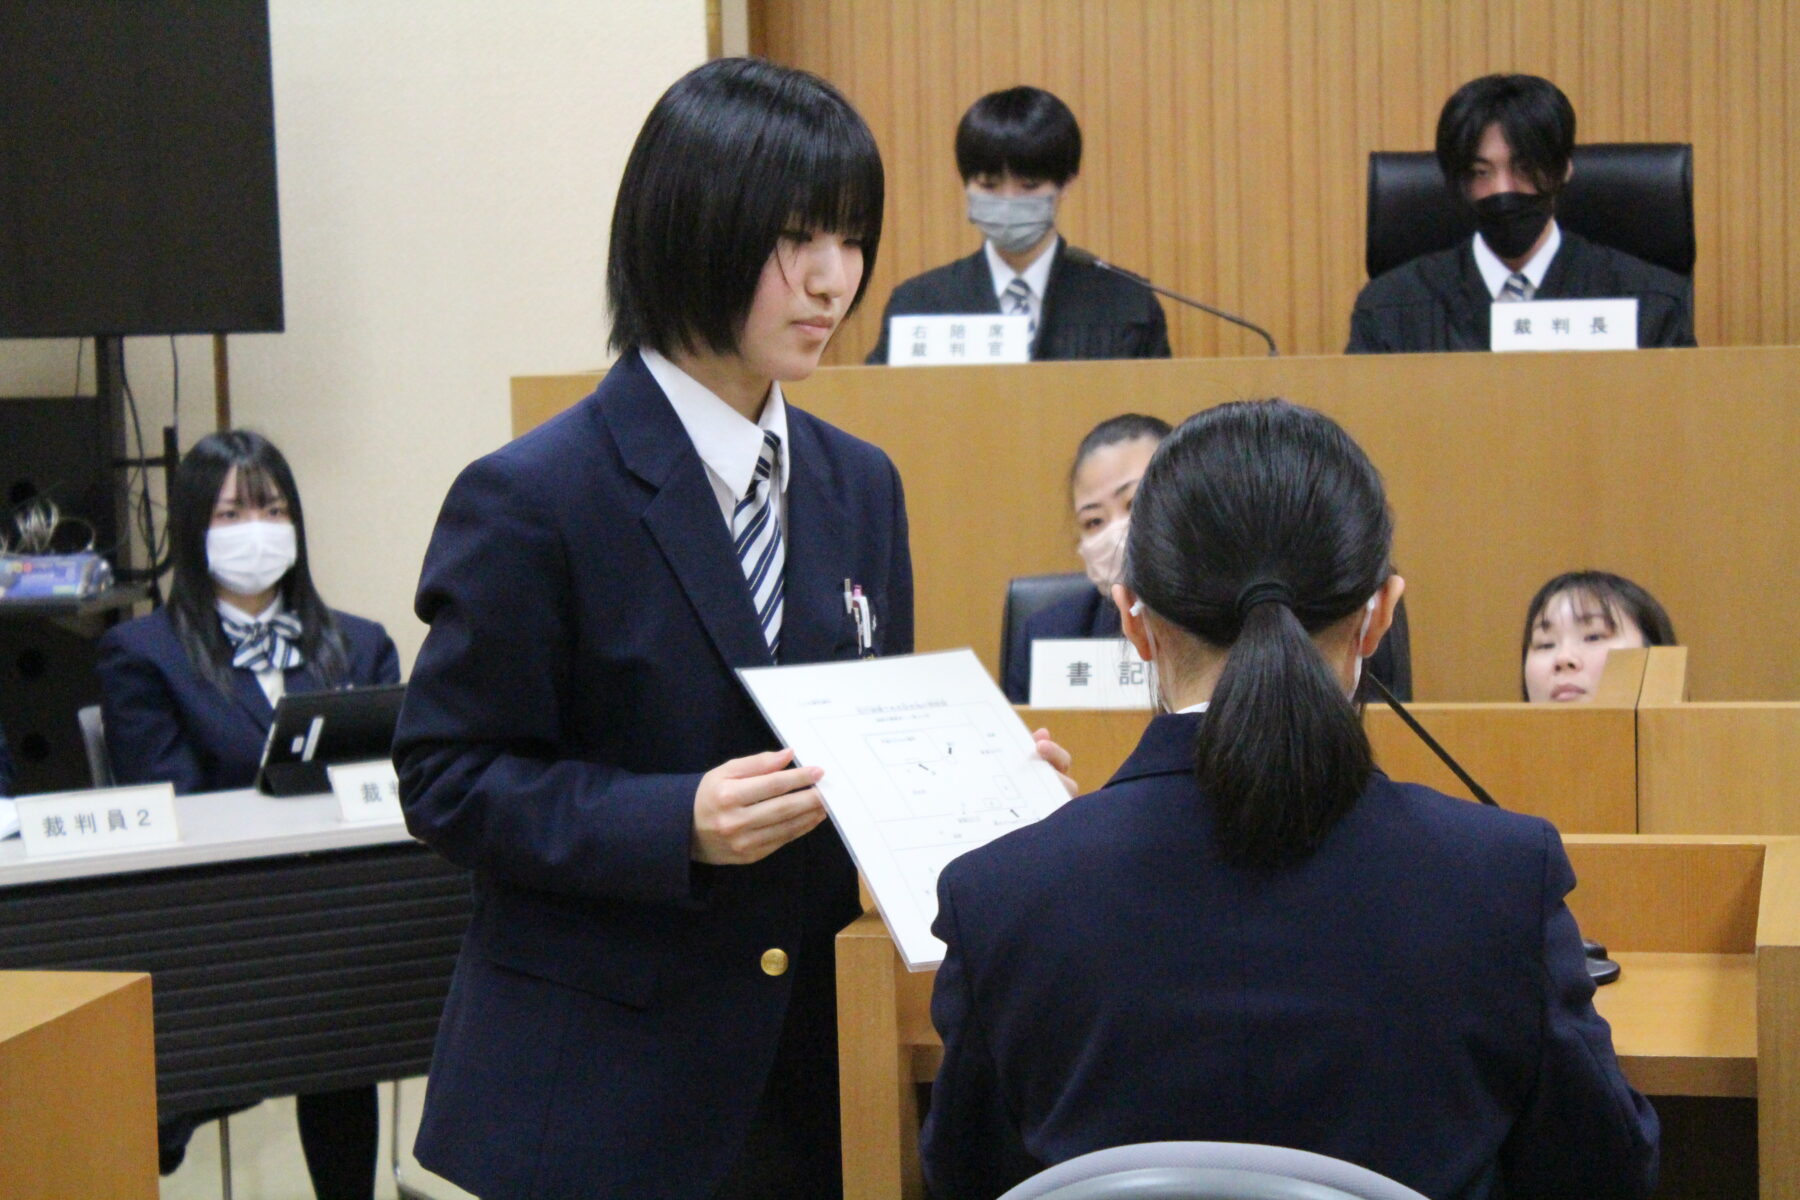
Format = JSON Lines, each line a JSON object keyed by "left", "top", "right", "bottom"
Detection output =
{"left": 514, "top": 345, "right": 1800, "bottom": 705}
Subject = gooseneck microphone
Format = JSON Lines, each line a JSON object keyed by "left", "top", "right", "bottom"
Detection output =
{"left": 1060, "top": 246, "right": 1280, "bottom": 357}
{"left": 1362, "top": 674, "right": 1497, "bottom": 807}
{"left": 1360, "top": 673, "right": 1619, "bottom": 983}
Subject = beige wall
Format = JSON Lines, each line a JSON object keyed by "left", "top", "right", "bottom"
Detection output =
{"left": 0, "top": 1, "right": 707, "bottom": 669}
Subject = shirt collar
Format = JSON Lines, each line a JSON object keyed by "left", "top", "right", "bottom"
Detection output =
{"left": 640, "top": 347, "right": 791, "bottom": 501}
{"left": 984, "top": 234, "right": 1060, "bottom": 302}
{"left": 217, "top": 595, "right": 282, "bottom": 625}
{"left": 1174, "top": 700, "right": 1210, "bottom": 714}
{"left": 1473, "top": 218, "right": 1562, "bottom": 299}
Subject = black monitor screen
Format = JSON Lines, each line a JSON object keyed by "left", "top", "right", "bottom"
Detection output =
{"left": 0, "top": 0, "right": 283, "bottom": 337}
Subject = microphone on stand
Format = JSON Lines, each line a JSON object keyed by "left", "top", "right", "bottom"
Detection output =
{"left": 1061, "top": 246, "right": 1280, "bottom": 357}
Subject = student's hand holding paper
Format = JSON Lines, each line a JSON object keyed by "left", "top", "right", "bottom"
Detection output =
{"left": 1033, "top": 728, "right": 1078, "bottom": 797}
{"left": 691, "top": 749, "right": 828, "bottom": 864}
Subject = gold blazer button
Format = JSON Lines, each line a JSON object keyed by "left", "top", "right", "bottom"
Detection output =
{"left": 760, "top": 948, "right": 789, "bottom": 976}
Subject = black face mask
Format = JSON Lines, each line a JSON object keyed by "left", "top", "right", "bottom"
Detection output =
{"left": 1472, "top": 191, "right": 1555, "bottom": 261}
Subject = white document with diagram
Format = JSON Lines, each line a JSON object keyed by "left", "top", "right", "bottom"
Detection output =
{"left": 737, "top": 648, "right": 1070, "bottom": 970}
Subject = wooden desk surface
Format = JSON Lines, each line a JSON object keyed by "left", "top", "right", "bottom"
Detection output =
{"left": 1597, "top": 952, "right": 1757, "bottom": 1097}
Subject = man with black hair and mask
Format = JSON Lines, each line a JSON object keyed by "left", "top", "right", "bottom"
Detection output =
{"left": 1346, "top": 73, "right": 1695, "bottom": 354}
{"left": 867, "top": 86, "right": 1169, "bottom": 364}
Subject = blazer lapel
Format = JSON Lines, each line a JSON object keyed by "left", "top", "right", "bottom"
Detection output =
{"left": 603, "top": 352, "right": 775, "bottom": 672}
{"left": 950, "top": 249, "right": 1003, "bottom": 315}
{"left": 778, "top": 415, "right": 857, "bottom": 667}
{"left": 229, "top": 668, "right": 275, "bottom": 730}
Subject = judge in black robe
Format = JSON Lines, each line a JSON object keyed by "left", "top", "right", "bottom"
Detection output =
{"left": 1347, "top": 228, "right": 1694, "bottom": 354}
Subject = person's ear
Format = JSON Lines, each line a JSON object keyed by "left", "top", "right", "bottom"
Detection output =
{"left": 1359, "top": 574, "right": 1407, "bottom": 658}
{"left": 1113, "top": 583, "right": 1154, "bottom": 662}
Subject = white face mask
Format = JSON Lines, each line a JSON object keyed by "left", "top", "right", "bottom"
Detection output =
{"left": 1127, "top": 597, "right": 1168, "bottom": 714}
{"left": 967, "top": 191, "right": 1057, "bottom": 254}
{"left": 1076, "top": 518, "right": 1129, "bottom": 593}
{"left": 1347, "top": 594, "right": 1378, "bottom": 699}
{"left": 207, "top": 521, "right": 297, "bottom": 596}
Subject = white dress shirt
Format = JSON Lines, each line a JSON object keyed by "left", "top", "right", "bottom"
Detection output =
{"left": 984, "top": 235, "right": 1060, "bottom": 329}
{"left": 1474, "top": 220, "right": 1562, "bottom": 299}
{"left": 641, "top": 347, "right": 792, "bottom": 532}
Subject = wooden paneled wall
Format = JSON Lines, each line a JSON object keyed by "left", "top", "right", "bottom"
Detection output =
{"left": 750, "top": 0, "right": 1799, "bottom": 363}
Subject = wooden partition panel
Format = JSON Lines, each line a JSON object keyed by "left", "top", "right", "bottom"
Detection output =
{"left": 515, "top": 347, "right": 1800, "bottom": 702}
{"left": 1639, "top": 703, "right": 1800, "bottom": 834}
{"left": 752, "top": 0, "right": 1800, "bottom": 363}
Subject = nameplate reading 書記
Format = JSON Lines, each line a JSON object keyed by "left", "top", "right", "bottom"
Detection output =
{"left": 887, "top": 314, "right": 1032, "bottom": 366}
{"left": 328, "top": 759, "right": 405, "bottom": 824}
{"left": 17, "top": 783, "right": 180, "bottom": 858}
{"left": 1029, "top": 638, "right": 1153, "bottom": 709}
{"left": 1490, "top": 297, "right": 1639, "bottom": 352}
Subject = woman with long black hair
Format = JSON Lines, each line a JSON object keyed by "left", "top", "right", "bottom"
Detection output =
{"left": 98, "top": 429, "right": 398, "bottom": 1198}
{"left": 922, "top": 400, "right": 1657, "bottom": 1200}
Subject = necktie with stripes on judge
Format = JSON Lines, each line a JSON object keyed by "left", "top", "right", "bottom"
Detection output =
{"left": 733, "top": 429, "right": 785, "bottom": 655}
{"left": 1002, "top": 276, "right": 1036, "bottom": 333}
{"left": 1499, "top": 271, "right": 1534, "bottom": 302}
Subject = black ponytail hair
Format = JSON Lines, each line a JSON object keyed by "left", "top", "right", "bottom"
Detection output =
{"left": 1123, "top": 399, "right": 1392, "bottom": 869}
{"left": 166, "top": 430, "right": 349, "bottom": 693}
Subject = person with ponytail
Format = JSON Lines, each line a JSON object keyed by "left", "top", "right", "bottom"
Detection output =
{"left": 922, "top": 399, "right": 1657, "bottom": 1200}
{"left": 97, "top": 430, "right": 398, "bottom": 1197}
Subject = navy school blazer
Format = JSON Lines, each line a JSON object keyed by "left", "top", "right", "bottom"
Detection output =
{"left": 393, "top": 350, "right": 913, "bottom": 1199}
{"left": 923, "top": 711, "right": 1659, "bottom": 1200}
{"left": 97, "top": 606, "right": 400, "bottom": 795}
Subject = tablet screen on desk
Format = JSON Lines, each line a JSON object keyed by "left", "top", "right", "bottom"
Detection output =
{"left": 256, "top": 684, "right": 406, "bottom": 797}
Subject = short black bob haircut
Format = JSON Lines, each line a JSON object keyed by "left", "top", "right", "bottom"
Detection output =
{"left": 166, "top": 430, "right": 349, "bottom": 692}
{"left": 1068, "top": 412, "right": 1172, "bottom": 490}
{"left": 1519, "top": 570, "right": 1677, "bottom": 699}
{"left": 607, "top": 57, "right": 884, "bottom": 359}
{"left": 1436, "top": 73, "right": 1576, "bottom": 200}
{"left": 955, "top": 86, "right": 1082, "bottom": 186}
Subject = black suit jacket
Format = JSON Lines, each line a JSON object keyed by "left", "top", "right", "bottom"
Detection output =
{"left": 1346, "top": 230, "right": 1695, "bottom": 353}
{"left": 0, "top": 721, "right": 12, "bottom": 796}
{"left": 923, "top": 711, "right": 1660, "bottom": 1200}
{"left": 394, "top": 350, "right": 913, "bottom": 1199}
{"left": 867, "top": 241, "right": 1170, "bottom": 364}
{"left": 97, "top": 606, "right": 400, "bottom": 794}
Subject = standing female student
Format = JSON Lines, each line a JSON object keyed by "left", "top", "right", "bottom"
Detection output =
{"left": 396, "top": 59, "right": 1071, "bottom": 1200}
{"left": 923, "top": 400, "right": 1658, "bottom": 1200}
{"left": 98, "top": 430, "right": 399, "bottom": 1198}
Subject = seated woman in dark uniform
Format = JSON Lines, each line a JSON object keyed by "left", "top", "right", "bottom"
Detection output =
{"left": 1005, "top": 413, "right": 1411, "bottom": 703}
{"left": 97, "top": 430, "right": 398, "bottom": 1198}
{"left": 866, "top": 86, "right": 1169, "bottom": 364}
{"left": 925, "top": 400, "right": 1658, "bottom": 1200}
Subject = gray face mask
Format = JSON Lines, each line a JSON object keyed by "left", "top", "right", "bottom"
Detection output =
{"left": 967, "top": 191, "right": 1057, "bottom": 254}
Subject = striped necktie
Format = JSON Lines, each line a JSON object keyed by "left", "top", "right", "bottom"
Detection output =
{"left": 1002, "top": 276, "right": 1036, "bottom": 333}
{"left": 1499, "top": 272, "right": 1534, "bottom": 302}
{"left": 733, "top": 430, "right": 785, "bottom": 655}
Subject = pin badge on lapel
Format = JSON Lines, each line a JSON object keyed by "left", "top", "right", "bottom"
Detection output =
{"left": 842, "top": 578, "right": 876, "bottom": 658}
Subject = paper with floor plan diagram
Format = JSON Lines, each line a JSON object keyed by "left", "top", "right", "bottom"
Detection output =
{"left": 737, "top": 648, "right": 1071, "bottom": 970}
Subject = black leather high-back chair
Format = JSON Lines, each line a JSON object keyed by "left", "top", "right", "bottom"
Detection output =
{"left": 1365, "top": 143, "right": 1695, "bottom": 280}
{"left": 1000, "top": 572, "right": 1096, "bottom": 703}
